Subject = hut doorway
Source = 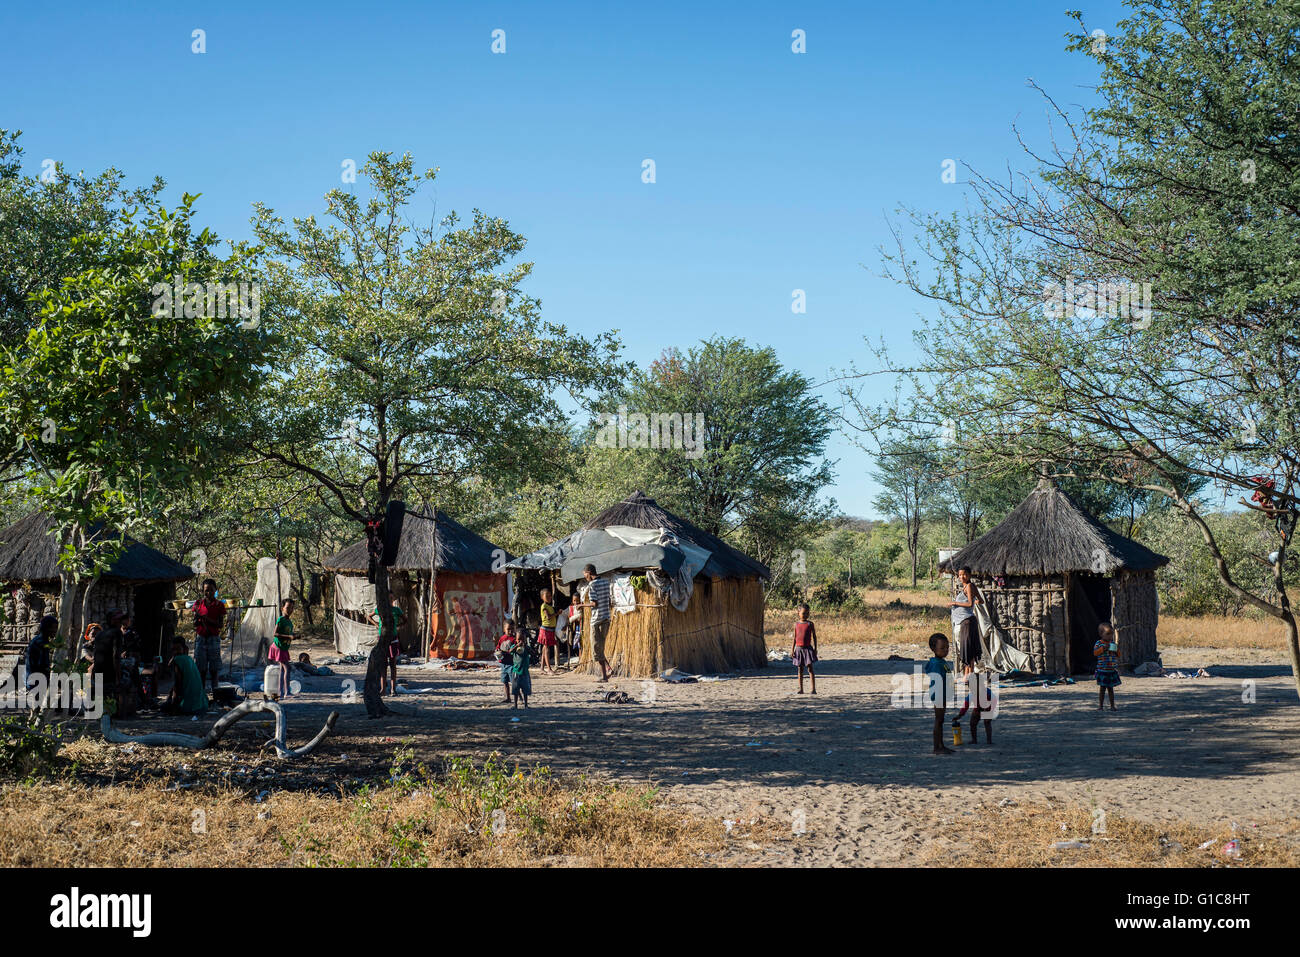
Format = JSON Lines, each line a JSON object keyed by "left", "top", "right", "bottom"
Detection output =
{"left": 1068, "top": 574, "right": 1112, "bottom": 674}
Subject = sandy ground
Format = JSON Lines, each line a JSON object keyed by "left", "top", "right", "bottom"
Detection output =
{"left": 115, "top": 641, "right": 1300, "bottom": 866}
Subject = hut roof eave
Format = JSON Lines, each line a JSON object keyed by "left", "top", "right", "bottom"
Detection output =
{"left": 937, "top": 479, "right": 1170, "bottom": 577}
{"left": 322, "top": 506, "right": 509, "bottom": 576}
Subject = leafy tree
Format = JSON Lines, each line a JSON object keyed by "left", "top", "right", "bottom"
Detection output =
{"left": 0, "top": 129, "right": 164, "bottom": 342}
{"left": 870, "top": 434, "right": 941, "bottom": 586}
{"left": 0, "top": 194, "right": 266, "bottom": 647}
{"left": 855, "top": 0, "right": 1300, "bottom": 694}
{"left": 248, "top": 151, "right": 623, "bottom": 717}
{"left": 592, "top": 338, "right": 835, "bottom": 593}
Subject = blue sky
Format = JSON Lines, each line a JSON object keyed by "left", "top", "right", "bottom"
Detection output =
{"left": 1, "top": 0, "right": 1130, "bottom": 517}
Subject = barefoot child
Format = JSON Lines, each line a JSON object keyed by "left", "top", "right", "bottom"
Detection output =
{"left": 953, "top": 670, "right": 996, "bottom": 744}
{"left": 511, "top": 633, "right": 532, "bottom": 709}
{"left": 925, "top": 633, "right": 955, "bottom": 754}
{"left": 1094, "top": 622, "right": 1121, "bottom": 710}
{"left": 268, "top": 598, "right": 294, "bottom": 699}
{"left": 791, "top": 604, "right": 818, "bottom": 694}
{"left": 537, "top": 588, "right": 558, "bottom": 675}
{"left": 495, "top": 621, "right": 517, "bottom": 703}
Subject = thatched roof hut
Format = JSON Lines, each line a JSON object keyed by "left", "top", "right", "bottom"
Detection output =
{"left": 939, "top": 478, "right": 1169, "bottom": 674}
{"left": 0, "top": 512, "right": 193, "bottom": 584}
{"left": 0, "top": 511, "right": 193, "bottom": 659}
{"left": 507, "top": 491, "right": 769, "bottom": 677}
{"left": 322, "top": 507, "right": 509, "bottom": 659}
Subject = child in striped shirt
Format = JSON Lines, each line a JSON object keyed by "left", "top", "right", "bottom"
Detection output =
{"left": 1094, "top": 622, "right": 1121, "bottom": 711}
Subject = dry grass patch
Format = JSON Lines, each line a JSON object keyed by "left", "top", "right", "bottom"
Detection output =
{"left": 0, "top": 745, "right": 768, "bottom": 867}
{"left": 1159, "top": 615, "right": 1281, "bottom": 650}
{"left": 924, "top": 801, "right": 1300, "bottom": 867}
{"left": 766, "top": 589, "right": 950, "bottom": 650}
{"left": 767, "top": 589, "right": 1287, "bottom": 654}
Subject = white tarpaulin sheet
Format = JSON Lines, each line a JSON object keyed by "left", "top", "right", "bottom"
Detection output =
{"left": 974, "top": 602, "right": 1033, "bottom": 674}
{"left": 607, "top": 525, "right": 711, "bottom": 612}
{"left": 335, "top": 574, "right": 378, "bottom": 656}
{"left": 232, "top": 558, "right": 291, "bottom": 668}
{"left": 612, "top": 574, "right": 636, "bottom": 614}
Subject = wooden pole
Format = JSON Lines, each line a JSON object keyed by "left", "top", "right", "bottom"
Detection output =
{"left": 1063, "top": 571, "right": 1073, "bottom": 676}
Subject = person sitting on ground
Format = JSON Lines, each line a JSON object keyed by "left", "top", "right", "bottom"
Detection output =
{"left": 1094, "top": 622, "right": 1121, "bottom": 711}
{"left": 925, "top": 633, "right": 955, "bottom": 756}
{"left": 791, "top": 603, "right": 819, "bottom": 695}
{"left": 162, "top": 637, "right": 208, "bottom": 715}
{"left": 23, "top": 614, "right": 57, "bottom": 688}
{"left": 536, "top": 587, "right": 559, "bottom": 675}
{"left": 267, "top": 598, "right": 294, "bottom": 698}
{"left": 495, "top": 621, "right": 518, "bottom": 703}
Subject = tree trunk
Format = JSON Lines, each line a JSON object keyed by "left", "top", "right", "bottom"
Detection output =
{"left": 55, "top": 572, "right": 79, "bottom": 664}
{"left": 1283, "top": 612, "right": 1300, "bottom": 702}
{"left": 364, "top": 570, "right": 393, "bottom": 718}
{"left": 72, "top": 575, "right": 100, "bottom": 662}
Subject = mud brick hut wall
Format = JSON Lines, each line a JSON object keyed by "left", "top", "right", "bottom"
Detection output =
{"left": 1109, "top": 569, "right": 1160, "bottom": 668}
{"left": 0, "top": 513, "right": 192, "bottom": 660}
{"left": 975, "top": 574, "right": 1068, "bottom": 675}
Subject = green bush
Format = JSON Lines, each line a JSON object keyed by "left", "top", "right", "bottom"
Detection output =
{"left": 0, "top": 713, "right": 63, "bottom": 778}
{"left": 809, "top": 580, "right": 867, "bottom": 614}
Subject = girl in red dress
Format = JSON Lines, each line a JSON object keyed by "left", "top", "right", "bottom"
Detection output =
{"left": 791, "top": 603, "right": 819, "bottom": 694}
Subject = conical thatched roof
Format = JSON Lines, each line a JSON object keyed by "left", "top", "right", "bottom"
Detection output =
{"left": 939, "top": 479, "right": 1168, "bottom": 577}
{"left": 323, "top": 506, "right": 507, "bottom": 575}
{"left": 582, "top": 491, "right": 770, "bottom": 580}
{"left": 0, "top": 512, "right": 194, "bottom": 584}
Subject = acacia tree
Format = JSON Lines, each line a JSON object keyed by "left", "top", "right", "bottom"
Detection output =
{"left": 848, "top": 0, "right": 1300, "bottom": 694}
{"left": 870, "top": 434, "right": 940, "bottom": 586}
{"left": 249, "top": 151, "right": 622, "bottom": 718}
{"left": 595, "top": 338, "right": 835, "bottom": 590}
{"left": 0, "top": 194, "right": 266, "bottom": 649}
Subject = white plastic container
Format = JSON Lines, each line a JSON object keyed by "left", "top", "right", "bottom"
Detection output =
{"left": 264, "top": 664, "right": 283, "bottom": 699}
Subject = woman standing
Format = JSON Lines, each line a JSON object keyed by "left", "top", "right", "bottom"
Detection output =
{"left": 950, "top": 566, "right": 991, "bottom": 744}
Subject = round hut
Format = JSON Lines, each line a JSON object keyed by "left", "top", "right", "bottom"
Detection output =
{"left": 939, "top": 477, "right": 1169, "bottom": 674}
{"left": 0, "top": 512, "right": 194, "bottom": 665}
{"left": 506, "top": 491, "right": 770, "bottom": 677}
{"left": 322, "top": 506, "right": 509, "bottom": 660}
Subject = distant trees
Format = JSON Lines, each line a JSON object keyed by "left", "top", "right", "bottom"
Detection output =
{"left": 870, "top": 435, "right": 940, "bottom": 587}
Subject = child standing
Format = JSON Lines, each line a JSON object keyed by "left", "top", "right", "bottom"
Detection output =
{"left": 1094, "top": 622, "right": 1121, "bottom": 710}
{"left": 511, "top": 633, "right": 532, "bottom": 709}
{"left": 268, "top": 599, "right": 294, "bottom": 699}
{"left": 791, "top": 604, "right": 818, "bottom": 694}
{"left": 495, "top": 621, "right": 517, "bottom": 703}
{"left": 925, "top": 633, "right": 955, "bottom": 755}
{"left": 537, "top": 588, "right": 558, "bottom": 675}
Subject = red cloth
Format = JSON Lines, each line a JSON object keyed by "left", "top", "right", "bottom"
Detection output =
{"left": 537, "top": 627, "right": 556, "bottom": 647}
{"left": 192, "top": 598, "right": 226, "bottom": 638}
{"left": 794, "top": 621, "right": 815, "bottom": 648}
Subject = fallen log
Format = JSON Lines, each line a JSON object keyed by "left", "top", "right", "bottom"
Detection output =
{"left": 101, "top": 699, "right": 339, "bottom": 758}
